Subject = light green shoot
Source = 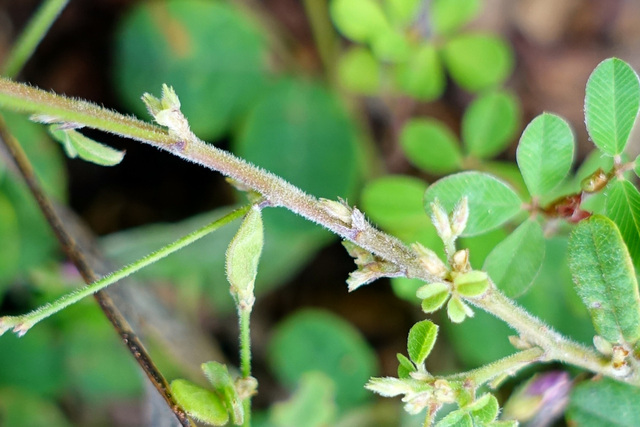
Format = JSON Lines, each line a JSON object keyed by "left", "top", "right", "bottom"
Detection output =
{"left": 0, "top": 205, "right": 250, "bottom": 337}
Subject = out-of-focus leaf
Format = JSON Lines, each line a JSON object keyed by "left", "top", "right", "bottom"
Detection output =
{"left": 0, "top": 193, "right": 20, "bottom": 285}
{"left": 605, "top": 179, "right": 640, "bottom": 267}
{"left": 171, "top": 379, "right": 229, "bottom": 425}
{"left": 568, "top": 215, "right": 640, "bottom": 344}
{"left": 371, "top": 29, "right": 411, "bottom": 62}
{"left": 49, "top": 127, "right": 125, "bottom": 166}
{"left": 395, "top": 43, "right": 445, "bottom": 101}
{"left": 385, "top": 0, "right": 421, "bottom": 27}
{"left": 330, "top": 0, "right": 389, "bottom": 43}
{"left": 0, "top": 388, "right": 72, "bottom": 427}
{"left": 483, "top": 219, "right": 545, "bottom": 298}
{"left": 268, "top": 309, "right": 378, "bottom": 411}
{"left": 270, "top": 372, "right": 337, "bottom": 427}
{"left": 585, "top": 58, "right": 640, "bottom": 156}
{"left": 337, "top": 47, "right": 381, "bottom": 94}
{"left": 234, "top": 78, "right": 359, "bottom": 235}
{"left": 407, "top": 320, "right": 438, "bottom": 366}
{"left": 400, "top": 118, "right": 462, "bottom": 174}
{"left": 430, "top": 0, "right": 481, "bottom": 36}
{"left": 114, "top": 0, "right": 268, "bottom": 140}
{"left": 567, "top": 378, "right": 640, "bottom": 426}
{"left": 442, "top": 34, "right": 513, "bottom": 92}
{"left": 462, "top": 90, "right": 519, "bottom": 159}
{"left": 424, "top": 171, "right": 522, "bottom": 236}
{"left": 516, "top": 113, "right": 574, "bottom": 197}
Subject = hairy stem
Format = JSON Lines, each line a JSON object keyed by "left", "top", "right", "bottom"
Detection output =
{"left": 0, "top": 77, "right": 637, "bottom": 385}
{"left": 448, "top": 347, "right": 544, "bottom": 386}
{"left": 3, "top": 0, "right": 69, "bottom": 78}
{"left": 239, "top": 308, "right": 252, "bottom": 427}
{"left": 0, "top": 205, "right": 249, "bottom": 335}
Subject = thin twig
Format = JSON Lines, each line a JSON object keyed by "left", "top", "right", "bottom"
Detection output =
{"left": 0, "top": 115, "right": 192, "bottom": 427}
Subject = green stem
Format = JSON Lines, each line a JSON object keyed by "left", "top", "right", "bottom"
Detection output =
{"left": 448, "top": 347, "right": 544, "bottom": 386}
{"left": 302, "top": 0, "right": 338, "bottom": 84}
{"left": 0, "top": 205, "right": 250, "bottom": 336}
{"left": 0, "top": 77, "right": 638, "bottom": 385}
{"left": 240, "top": 306, "right": 252, "bottom": 427}
{"left": 3, "top": 0, "right": 69, "bottom": 78}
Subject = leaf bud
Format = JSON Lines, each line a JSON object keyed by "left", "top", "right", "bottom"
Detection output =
{"left": 451, "top": 249, "right": 470, "bottom": 273}
{"left": 430, "top": 199, "right": 452, "bottom": 242}
{"left": 411, "top": 243, "right": 448, "bottom": 278}
{"left": 580, "top": 168, "right": 608, "bottom": 193}
{"left": 454, "top": 270, "right": 490, "bottom": 297}
{"left": 593, "top": 335, "right": 613, "bottom": 356}
{"left": 450, "top": 196, "right": 469, "bottom": 238}
{"left": 319, "top": 198, "right": 352, "bottom": 225}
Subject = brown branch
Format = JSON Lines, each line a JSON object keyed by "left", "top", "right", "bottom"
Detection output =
{"left": 0, "top": 114, "right": 191, "bottom": 427}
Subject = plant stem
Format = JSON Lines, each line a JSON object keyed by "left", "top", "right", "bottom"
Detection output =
{"left": 0, "top": 205, "right": 249, "bottom": 335}
{"left": 3, "top": 0, "right": 69, "bottom": 78}
{"left": 0, "top": 78, "right": 637, "bottom": 385}
{"left": 239, "top": 308, "right": 252, "bottom": 427}
{"left": 448, "top": 347, "right": 544, "bottom": 386}
{"left": 303, "top": 0, "right": 338, "bottom": 84}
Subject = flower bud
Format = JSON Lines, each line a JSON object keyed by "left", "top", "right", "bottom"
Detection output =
{"left": 411, "top": 243, "right": 448, "bottom": 278}
{"left": 430, "top": 199, "right": 452, "bottom": 242}
{"left": 450, "top": 196, "right": 469, "bottom": 238}
{"left": 319, "top": 198, "right": 352, "bottom": 225}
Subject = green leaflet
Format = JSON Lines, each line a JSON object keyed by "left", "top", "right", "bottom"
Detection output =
{"left": 483, "top": 219, "right": 545, "bottom": 298}
{"left": 330, "top": 0, "right": 389, "bottom": 43}
{"left": 400, "top": 118, "right": 462, "bottom": 174}
{"left": 430, "top": 0, "right": 481, "bottom": 36}
{"left": 516, "top": 113, "right": 574, "bottom": 197}
{"left": 337, "top": 47, "right": 381, "bottom": 95}
{"left": 170, "top": 379, "right": 229, "bottom": 425}
{"left": 424, "top": 171, "right": 522, "bottom": 237}
{"left": 407, "top": 320, "right": 438, "bottom": 366}
{"left": 49, "top": 127, "right": 125, "bottom": 166}
{"left": 226, "top": 206, "right": 264, "bottom": 307}
{"left": 442, "top": 34, "right": 513, "bottom": 92}
{"left": 585, "top": 58, "right": 640, "bottom": 156}
{"left": 270, "top": 372, "right": 337, "bottom": 427}
{"left": 605, "top": 179, "right": 640, "bottom": 267}
{"left": 462, "top": 90, "right": 520, "bottom": 159}
{"left": 568, "top": 215, "right": 640, "bottom": 344}
{"left": 567, "top": 378, "right": 640, "bottom": 427}
{"left": 202, "top": 362, "right": 243, "bottom": 425}
{"left": 395, "top": 43, "right": 445, "bottom": 101}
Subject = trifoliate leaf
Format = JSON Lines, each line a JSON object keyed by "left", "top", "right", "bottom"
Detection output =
{"left": 171, "top": 379, "right": 229, "bottom": 425}
{"left": 49, "top": 127, "right": 125, "bottom": 166}
{"left": 585, "top": 58, "right": 640, "bottom": 156}
{"left": 407, "top": 320, "right": 439, "bottom": 366}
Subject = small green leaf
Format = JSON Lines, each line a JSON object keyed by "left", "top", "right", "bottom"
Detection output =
{"left": 421, "top": 290, "right": 450, "bottom": 314}
{"left": 371, "top": 29, "right": 410, "bottom": 62}
{"left": 330, "top": 0, "right": 389, "bottom": 43}
{"left": 171, "top": 379, "right": 229, "bottom": 426}
{"left": 424, "top": 171, "right": 522, "bottom": 237}
{"left": 395, "top": 43, "right": 446, "bottom": 101}
{"left": 436, "top": 410, "right": 473, "bottom": 427}
{"left": 454, "top": 271, "right": 490, "bottom": 297}
{"left": 605, "top": 179, "right": 640, "bottom": 267}
{"left": 407, "top": 320, "right": 439, "bottom": 366}
{"left": 447, "top": 296, "right": 473, "bottom": 323}
{"left": 201, "top": 362, "right": 243, "bottom": 424}
{"left": 483, "top": 219, "right": 545, "bottom": 298}
{"left": 462, "top": 90, "right": 520, "bottom": 159}
{"left": 516, "top": 113, "right": 575, "bottom": 197}
{"left": 226, "top": 206, "right": 264, "bottom": 307}
{"left": 384, "top": 0, "right": 421, "bottom": 27}
{"left": 568, "top": 215, "right": 640, "bottom": 344}
{"left": 585, "top": 58, "right": 640, "bottom": 156}
{"left": 397, "top": 353, "right": 416, "bottom": 379}
{"left": 400, "top": 118, "right": 462, "bottom": 174}
{"left": 442, "top": 34, "right": 513, "bottom": 92}
{"left": 567, "top": 377, "right": 640, "bottom": 427}
{"left": 470, "top": 393, "right": 499, "bottom": 423}
{"left": 49, "top": 127, "right": 125, "bottom": 166}
{"left": 430, "top": 0, "right": 481, "bottom": 36}
{"left": 337, "top": 47, "right": 381, "bottom": 94}
{"left": 270, "top": 372, "right": 337, "bottom": 427}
